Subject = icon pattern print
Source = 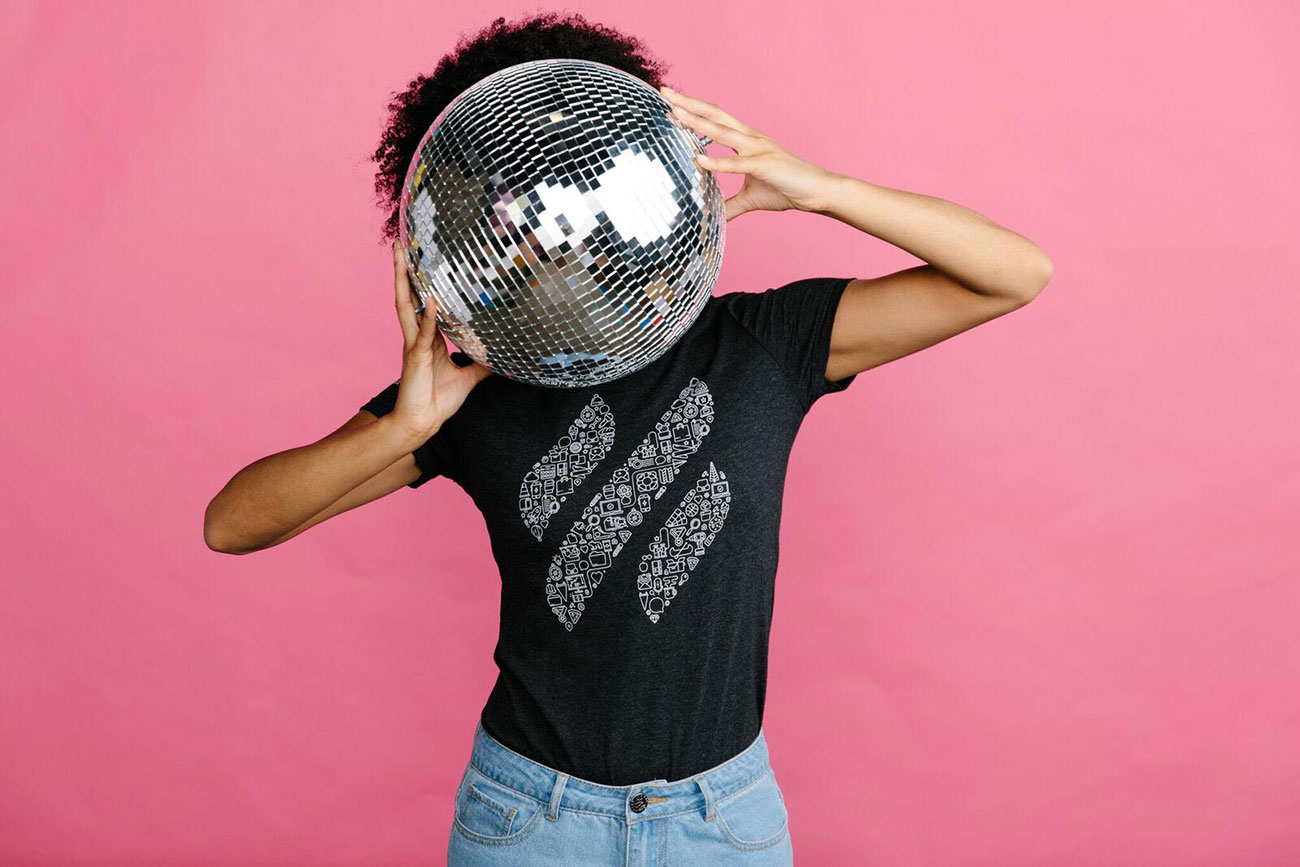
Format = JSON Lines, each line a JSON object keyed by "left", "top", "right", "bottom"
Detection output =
{"left": 636, "top": 461, "right": 730, "bottom": 623}
{"left": 516, "top": 377, "right": 733, "bottom": 631}
{"left": 518, "top": 394, "right": 616, "bottom": 541}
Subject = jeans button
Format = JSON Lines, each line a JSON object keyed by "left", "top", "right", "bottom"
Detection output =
{"left": 630, "top": 792, "right": 648, "bottom": 813}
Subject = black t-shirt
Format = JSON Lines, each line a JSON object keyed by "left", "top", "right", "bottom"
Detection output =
{"left": 361, "top": 276, "right": 857, "bottom": 785}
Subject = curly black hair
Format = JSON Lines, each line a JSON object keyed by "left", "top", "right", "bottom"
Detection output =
{"left": 370, "top": 12, "right": 670, "bottom": 244}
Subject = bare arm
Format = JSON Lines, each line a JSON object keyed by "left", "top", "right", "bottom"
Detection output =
{"left": 203, "top": 243, "right": 491, "bottom": 555}
{"left": 203, "top": 411, "right": 424, "bottom": 554}
{"left": 816, "top": 176, "right": 1053, "bottom": 380}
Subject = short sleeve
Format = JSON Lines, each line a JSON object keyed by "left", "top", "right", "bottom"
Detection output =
{"left": 720, "top": 276, "right": 858, "bottom": 412}
{"left": 359, "top": 379, "right": 451, "bottom": 488}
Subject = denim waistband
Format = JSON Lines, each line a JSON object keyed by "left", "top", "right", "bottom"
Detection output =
{"left": 467, "top": 721, "right": 773, "bottom": 822}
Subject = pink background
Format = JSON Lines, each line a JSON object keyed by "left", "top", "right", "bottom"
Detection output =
{"left": 1, "top": 1, "right": 1296, "bottom": 864}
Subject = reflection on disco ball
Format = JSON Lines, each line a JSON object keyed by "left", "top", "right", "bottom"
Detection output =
{"left": 397, "top": 58, "right": 726, "bottom": 388}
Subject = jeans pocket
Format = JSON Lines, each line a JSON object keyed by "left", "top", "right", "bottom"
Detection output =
{"left": 712, "top": 769, "right": 790, "bottom": 851}
{"left": 452, "top": 765, "right": 545, "bottom": 846}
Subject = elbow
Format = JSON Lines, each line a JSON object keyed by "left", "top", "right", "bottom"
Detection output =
{"left": 204, "top": 500, "right": 254, "bottom": 555}
{"left": 1005, "top": 249, "right": 1054, "bottom": 307}
{"left": 203, "top": 518, "right": 240, "bottom": 555}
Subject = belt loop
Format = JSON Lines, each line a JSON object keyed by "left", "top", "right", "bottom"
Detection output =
{"left": 694, "top": 774, "right": 717, "bottom": 822}
{"left": 547, "top": 771, "right": 569, "bottom": 821}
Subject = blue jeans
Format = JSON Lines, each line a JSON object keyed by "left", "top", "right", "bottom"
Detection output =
{"left": 447, "top": 721, "right": 794, "bottom": 865}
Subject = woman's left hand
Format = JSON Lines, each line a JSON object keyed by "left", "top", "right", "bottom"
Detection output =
{"left": 660, "top": 85, "right": 843, "bottom": 221}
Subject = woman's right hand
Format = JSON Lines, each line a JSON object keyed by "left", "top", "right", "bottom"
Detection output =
{"left": 388, "top": 241, "right": 492, "bottom": 441}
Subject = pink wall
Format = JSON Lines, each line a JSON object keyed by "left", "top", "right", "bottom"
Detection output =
{"left": 2, "top": 1, "right": 1296, "bottom": 864}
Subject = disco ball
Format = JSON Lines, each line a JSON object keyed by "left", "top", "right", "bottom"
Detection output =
{"left": 396, "top": 58, "right": 726, "bottom": 388}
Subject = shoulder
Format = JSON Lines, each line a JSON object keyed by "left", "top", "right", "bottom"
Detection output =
{"left": 711, "top": 278, "right": 855, "bottom": 333}
{"left": 707, "top": 286, "right": 764, "bottom": 325}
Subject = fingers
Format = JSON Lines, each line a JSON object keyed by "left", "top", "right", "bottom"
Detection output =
{"left": 392, "top": 241, "right": 450, "bottom": 362}
{"left": 660, "top": 85, "right": 759, "bottom": 137}
{"left": 669, "top": 104, "right": 755, "bottom": 153}
{"left": 414, "top": 291, "right": 444, "bottom": 355}
{"left": 393, "top": 242, "right": 419, "bottom": 346}
{"left": 696, "top": 152, "right": 759, "bottom": 174}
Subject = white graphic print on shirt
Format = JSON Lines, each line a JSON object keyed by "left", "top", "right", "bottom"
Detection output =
{"left": 517, "top": 394, "right": 616, "bottom": 541}
{"left": 636, "top": 462, "right": 732, "bottom": 622}
{"left": 538, "top": 377, "right": 724, "bottom": 631}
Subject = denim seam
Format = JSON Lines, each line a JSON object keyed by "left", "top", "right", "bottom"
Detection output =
{"left": 452, "top": 803, "right": 545, "bottom": 848}
{"left": 468, "top": 761, "right": 547, "bottom": 806}
{"left": 466, "top": 784, "right": 516, "bottom": 836}
{"left": 714, "top": 767, "right": 771, "bottom": 806}
{"left": 563, "top": 806, "right": 618, "bottom": 818}
{"left": 629, "top": 807, "right": 708, "bottom": 821}
{"left": 469, "top": 727, "right": 773, "bottom": 821}
{"left": 467, "top": 760, "right": 755, "bottom": 819}
{"left": 547, "top": 772, "right": 569, "bottom": 821}
{"left": 715, "top": 811, "right": 789, "bottom": 852}
{"left": 712, "top": 770, "right": 789, "bottom": 851}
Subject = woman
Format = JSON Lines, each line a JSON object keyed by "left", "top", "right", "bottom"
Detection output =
{"left": 204, "top": 12, "right": 1052, "bottom": 865}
